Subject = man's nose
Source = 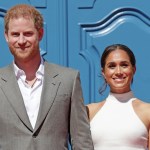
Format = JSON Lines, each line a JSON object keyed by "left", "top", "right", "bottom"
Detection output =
{"left": 18, "top": 35, "right": 26, "bottom": 45}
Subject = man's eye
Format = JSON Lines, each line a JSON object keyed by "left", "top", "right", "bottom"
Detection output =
{"left": 24, "top": 32, "right": 33, "bottom": 36}
{"left": 12, "top": 33, "right": 19, "bottom": 37}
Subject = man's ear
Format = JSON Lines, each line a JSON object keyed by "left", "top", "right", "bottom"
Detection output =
{"left": 4, "top": 31, "right": 9, "bottom": 42}
{"left": 38, "top": 28, "right": 44, "bottom": 41}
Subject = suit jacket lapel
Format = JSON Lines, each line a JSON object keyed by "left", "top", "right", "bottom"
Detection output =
{"left": 34, "top": 62, "right": 60, "bottom": 132}
{"left": 0, "top": 64, "right": 33, "bottom": 131}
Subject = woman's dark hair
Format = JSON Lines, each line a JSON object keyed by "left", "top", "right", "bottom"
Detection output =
{"left": 99, "top": 44, "right": 136, "bottom": 94}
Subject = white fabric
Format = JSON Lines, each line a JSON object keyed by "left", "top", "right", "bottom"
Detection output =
{"left": 14, "top": 58, "right": 44, "bottom": 128}
{"left": 90, "top": 91, "right": 148, "bottom": 150}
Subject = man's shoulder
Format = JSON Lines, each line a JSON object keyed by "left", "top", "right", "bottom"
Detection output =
{"left": 0, "top": 64, "right": 12, "bottom": 73}
{"left": 0, "top": 64, "right": 13, "bottom": 82}
{"left": 45, "top": 61, "right": 78, "bottom": 74}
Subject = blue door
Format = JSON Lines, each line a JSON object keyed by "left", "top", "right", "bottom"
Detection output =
{"left": 67, "top": 1, "right": 150, "bottom": 103}
{"left": 1, "top": 0, "right": 150, "bottom": 105}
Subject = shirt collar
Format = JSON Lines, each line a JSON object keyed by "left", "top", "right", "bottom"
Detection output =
{"left": 14, "top": 57, "right": 44, "bottom": 80}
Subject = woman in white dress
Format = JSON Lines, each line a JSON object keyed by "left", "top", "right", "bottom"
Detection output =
{"left": 87, "top": 44, "right": 150, "bottom": 150}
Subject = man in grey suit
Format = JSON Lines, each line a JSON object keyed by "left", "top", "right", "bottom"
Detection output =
{"left": 0, "top": 4, "right": 94, "bottom": 150}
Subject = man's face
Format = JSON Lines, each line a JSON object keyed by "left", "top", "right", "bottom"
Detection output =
{"left": 5, "top": 17, "right": 43, "bottom": 63}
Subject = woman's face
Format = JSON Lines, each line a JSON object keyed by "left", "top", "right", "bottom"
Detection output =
{"left": 102, "top": 49, "right": 136, "bottom": 94}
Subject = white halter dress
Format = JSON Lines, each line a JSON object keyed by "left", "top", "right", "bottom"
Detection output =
{"left": 90, "top": 91, "right": 148, "bottom": 150}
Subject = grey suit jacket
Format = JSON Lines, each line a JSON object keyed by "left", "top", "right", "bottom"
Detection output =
{"left": 0, "top": 62, "right": 94, "bottom": 150}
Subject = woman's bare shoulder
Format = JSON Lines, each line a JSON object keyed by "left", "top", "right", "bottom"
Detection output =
{"left": 133, "top": 99, "right": 150, "bottom": 129}
{"left": 87, "top": 101, "right": 105, "bottom": 110}
{"left": 134, "top": 98, "right": 150, "bottom": 107}
{"left": 133, "top": 98, "right": 150, "bottom": 112}
{"left": 86, "top": 100, "right": 106, "bottom": 121}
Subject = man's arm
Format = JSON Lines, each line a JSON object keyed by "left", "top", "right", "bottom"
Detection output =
{"left": 70, "top": 71, "right": 94, "bottom": 150}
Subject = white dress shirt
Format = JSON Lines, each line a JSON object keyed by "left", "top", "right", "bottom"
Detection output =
{"left": 14, "top": 58, "right": 44, "bottom": 128}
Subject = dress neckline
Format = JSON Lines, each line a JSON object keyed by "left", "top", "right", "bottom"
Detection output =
{"left": 108, "top": 91, "right": 135, "bottom": 103}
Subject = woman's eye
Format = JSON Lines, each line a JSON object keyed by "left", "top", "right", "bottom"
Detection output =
{"left": 108, "top": 65, "right": 115, "bottom": 69}
{"left": 122, "top": 64, "right": 128, "bottom": 68}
